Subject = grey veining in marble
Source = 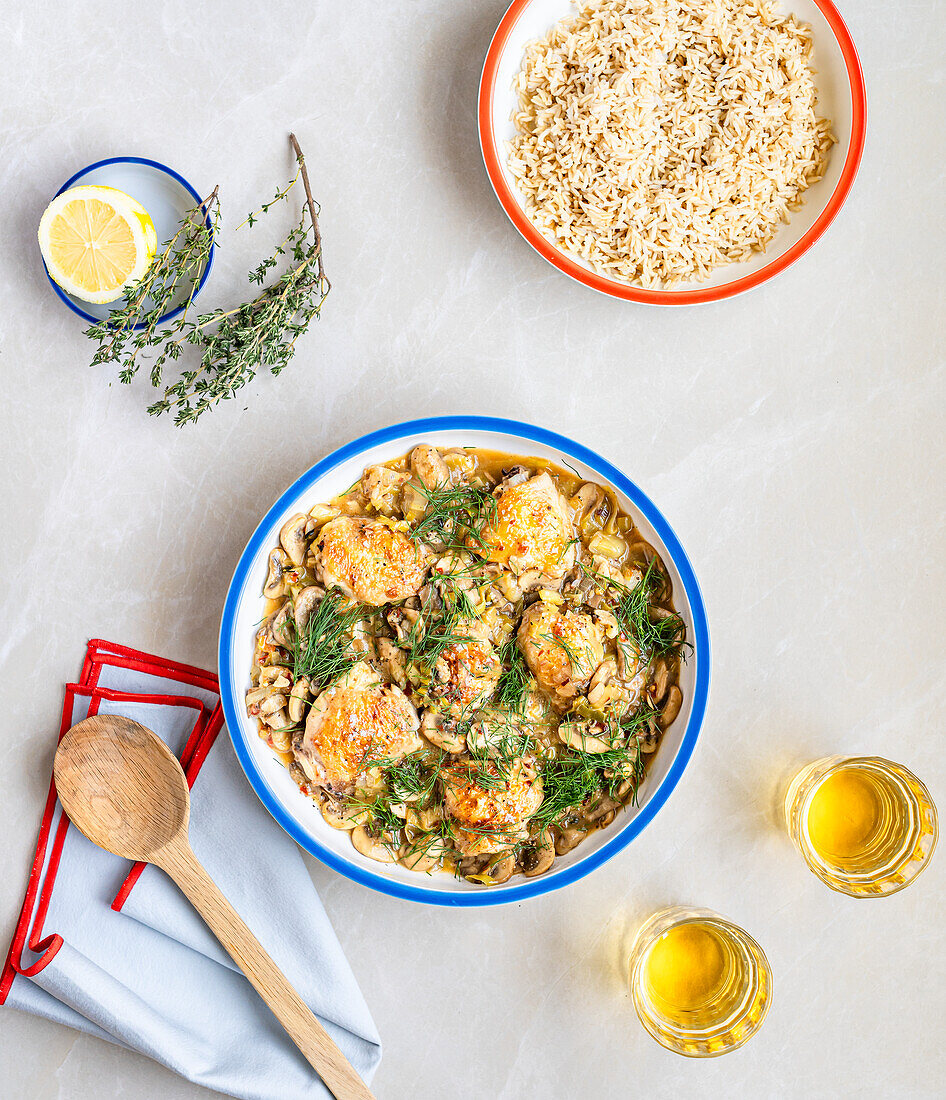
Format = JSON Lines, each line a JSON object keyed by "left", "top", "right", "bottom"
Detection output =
{"left": 1, "top": 1, "right": 944, "bottom": 1098}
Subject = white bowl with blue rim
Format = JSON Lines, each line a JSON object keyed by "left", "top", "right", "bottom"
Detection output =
{"left": 219, "top": 417, "right": 710, "bottom": 907}
{"left": 41, "top": 156, "right": 214, "bottom": 326}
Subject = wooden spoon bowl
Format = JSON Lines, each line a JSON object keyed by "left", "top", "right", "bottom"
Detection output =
{"left": 55, "top": 715, "right": 189, "bottom": 861}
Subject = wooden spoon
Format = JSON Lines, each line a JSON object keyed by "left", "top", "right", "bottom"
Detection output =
{"left": 54, "top": 715, "right": 374, "bottom": 1100}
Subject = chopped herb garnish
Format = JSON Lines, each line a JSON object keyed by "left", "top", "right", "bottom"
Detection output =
{"left": 586, "top": 559, "right": 690, "bottom": 660}
{"left": 410, "top": 482, "right": 498, "bottom": 554}
{"left": 361, "top": 747, "right": 445, "bottom": 804}
{"left": 495, "top": 639, "right": 530, "bottom": 714}
{"left": 531, "top": 736, "right": 646, "bottom": 831}
{"left": 286, "top": 587, "right": 369, "bottom": 691}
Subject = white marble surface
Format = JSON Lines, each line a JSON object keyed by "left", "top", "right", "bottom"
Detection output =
{"left": 1, "top": 1, "right": 944, "bottom": 1097}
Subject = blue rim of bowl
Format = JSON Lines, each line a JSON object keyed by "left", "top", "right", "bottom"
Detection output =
{"left": 41, "top": 155, "right": 215, "bottom": 329}
{"left": 218, "top": 416, "right": 711, "bottom": 907}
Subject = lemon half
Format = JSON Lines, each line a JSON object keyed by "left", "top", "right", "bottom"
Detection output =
{"left": 38, "top": 185, "right": 158, "bottom": 304}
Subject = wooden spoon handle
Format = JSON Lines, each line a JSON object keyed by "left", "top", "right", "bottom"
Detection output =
{"left": 155, "top": 838, "right": 374, "bottom": 1100}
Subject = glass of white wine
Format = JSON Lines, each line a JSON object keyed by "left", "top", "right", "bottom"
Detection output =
{"left": 628, "top": 906, "right": 772, "bottom": 1057}
{"left": 784, "top": 756, "right": 937, "bottom": 897}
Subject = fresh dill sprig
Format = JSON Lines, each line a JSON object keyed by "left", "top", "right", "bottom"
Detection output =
{"left": 537, "top": 630, "right": 598, "bottom": 677}
{"left": 606, "top": 705, "right": 659, "bottom": 745}
{"left": 361, "top": 747, "right": 445, "bottom": 804}
{"left": 530, "top": 752, "right": 609, "bottom": 829}
{"left": 586, "top": 559, "right": 690, "bottom": 660}
{"left": 495, "top": 639, "right": 530, "bottom": 714}
{"left": 557, "top": 535, "right": 580, "bottom": 564}
{"left": 442, "top": 706, "right": 537, "bottom": 803}
{"left": 530, "top": 732, "right": 648, "bottom": 830}
{"left": 287, "top": 588, "right": 367, "bottom": 691}
{"left": 410, "top": 482, "right": 498, "bottom": 554}
{"left": 402, "top": 582, "right": 475, "bottom": 675}
{"left": 346, "top": 795, "right": 404, "bottom": 840}
{"left": 86, "top": 133, "right": 330, "bottom": 426}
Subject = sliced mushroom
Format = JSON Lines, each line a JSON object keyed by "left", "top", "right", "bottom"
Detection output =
{"left": 558, "top": 721, "right": 613, "bottom": 754}
{"left": 659, "top": 685, "right": 682, "bottom": 729}
{"left": 456, "top": 854, "right": 489, "bottom": 880}
{"left": 377, "top": 637, "right": 408, "bottom": 689}
{"left": 400, "top": 848, "right": 438, "bottom": 874}
{"left": 279, "top": 513, "right": 309, "bottom": 567}
{"left": 570, "top": 481, "right": 604, "bottom": 518}
{"left": 259, "top": 665, "right": 292, "bottom": 690}
{"left": 410, "top": 445, "right": 450, "bottom": 489}
{"left": 497, "top": 572, "right": 523, "bottom": 603}
{"left": 265, "top": 605, "right": 293, "bottom": 648}
{"left": 420, "top": 710, "right": 466, "bottom": 754}
{"left": 586, "top": 794, "right": 621, "bottom": 823}
{"left": 639, "top": 722, "right": 660, "bottom": 754}
{"left": 288, "top": 676, "right": 311, "bottom": 723}
{"left": 650, "top": 658, "right": 670, "bottom": 704}
{"left": 405, "top": 805, "right": 442, "bottom": 832}
{"left": 259, "top": 692, "right": 288, "bottom": 724}
{"left": 587, "top": 658, "right": 620, "bottom": 711}
{"left": 515, "top": 568, "right": 546, "bottom": 594}
{"left": 259, "top": 691, "right": 288, "bottom": 715}
{"left": 351, "top": 826, "right": 398, "bottom": 863}
{"left": 498, "top": 464, "right": 531, "bottom": 490}
{"left": 288, "top": 761, "right": 309, "bottom": 788}
{"left": 319, "top": 797, "right": 369, "bottom": 831}
{"left": 292, "top": 585, "right": 322, "bottom": 633}
{"left": 485, "top": 853, "right": 515, "bottom": 884}
{"left": 614, "top": 778, "right": 635, "bottom": 801}
{"left": 520, "top": 829, "right": 555, "bottom": 877}
{"left": 263, "top": 548, "right": 288, "bottom": 599}
{"left": 400, "top": 836, "right": 447, "bottom": 873}
{"left": 624, "top": 540, "right": 655, "bottom": 568}
{"left": 350, "top": 618, "right": 375, "bottom": 658}
{"left": 386, "top": 606, "right": 420, "bottom": 646}
{"left": 466, "top": 852, "right": 515, "bottom": 885}
{"left": 554, "top": 823, "right": 587, "bottom": 855}
{"left": 271, "top": 726, "right": 293, "bottom": 753}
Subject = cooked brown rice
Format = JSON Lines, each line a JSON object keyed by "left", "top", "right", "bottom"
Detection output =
{"left": 508, "top": 0, "right": 835, "bottom": 288}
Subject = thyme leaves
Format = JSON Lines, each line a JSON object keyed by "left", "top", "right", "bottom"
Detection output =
{"left": 86, "top": 133, "right": 329, "bottom": 426}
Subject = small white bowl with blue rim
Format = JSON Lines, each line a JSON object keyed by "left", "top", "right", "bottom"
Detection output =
{"left": 41, "top": 155, "right": 214, "bottom": 327}
{"left": 219, "top": 417, "right": 711, "bottom": 907}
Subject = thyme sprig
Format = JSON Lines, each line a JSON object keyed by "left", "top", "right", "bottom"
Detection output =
{"left": 86, "top": 133, "right": 329, "bottom": 426}
{"left": 87, "top": 188, "right": 221, "bottom": 384}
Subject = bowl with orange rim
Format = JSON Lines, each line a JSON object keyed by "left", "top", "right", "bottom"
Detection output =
{"left": 478, "top": 0, "right": 866, "bottom": 305}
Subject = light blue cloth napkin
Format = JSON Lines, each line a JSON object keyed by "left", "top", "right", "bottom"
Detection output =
{"left": 1, "top": 644, "right": 381, "bottom": 1099}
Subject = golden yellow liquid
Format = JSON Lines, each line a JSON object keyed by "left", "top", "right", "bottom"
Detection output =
{"left": 629, "top": 909, "right": 772, "bottom": 1057}
{"left": 644, "top": 923, "right": 729, "bottom": 1018}
{"left": 807, "top": 767, "right": 883, "bottom": 862}
{"left": 786, "top": 757, "right": 938, "bottom": 897}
